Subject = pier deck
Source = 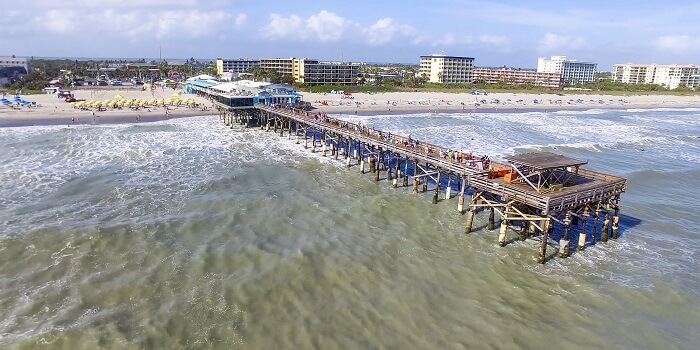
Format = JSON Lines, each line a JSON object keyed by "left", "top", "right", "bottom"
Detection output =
{"left": 214, "top": 102, "right": 627, "bottom": 263}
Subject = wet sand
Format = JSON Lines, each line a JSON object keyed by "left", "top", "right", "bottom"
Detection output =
{"left": 0, "top": 88, "right": 213, "bottom": 127}
{"left": 2, "top": 88, "right": 699, "bottom": 127}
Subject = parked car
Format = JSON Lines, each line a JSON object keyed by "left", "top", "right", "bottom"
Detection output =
{"left": 131, "top": 78, "right": 144, "bottom": 85}
{"left": 96, "top": 80, "right": 108, "bottom": 86}
{"left": 110, "top": 79, "right": 122, "bottom": 86}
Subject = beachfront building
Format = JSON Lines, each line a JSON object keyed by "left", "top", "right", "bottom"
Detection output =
{"left": 419, "top": 54, "right": 474, "bottom": 84}
{"left": 0, "top": 66, "right": 27, "bottom": 86}
{"left": 187, "top": 79, "right": 301, "bottom": 109}
{"left": 295, "top": 60, "right": 360, "bottom": 86}
{"left": 216, "top": 58, "right": 260, "bottom": 76}
{"left": 215, "top": 58, "right": 360, "bottom": 85}
{"left": 258, "top": 58, "right": 359, "bottom": 86}
{"left": 473, "top": 67, "right": 562, "bottom": 88}
{"left": 0, "top": 56, "right": 30, "bottom": 72}
{"left": 537, "top": 56, "right": 597, "bottom": 85}
{"left": 612, "top": 63, "right": 700, "bottom": 89}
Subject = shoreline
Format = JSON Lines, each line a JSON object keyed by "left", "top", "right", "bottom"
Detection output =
{"left": 0, "top": 110, "right": 213, "bottom": 128}
{"left": 2, "top": 89, "right": 699, "bottom": 128}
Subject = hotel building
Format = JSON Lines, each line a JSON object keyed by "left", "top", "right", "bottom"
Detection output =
{"left": 419, "top": 54, "right": 474, "bottom": 84}
{"left": 216, "top": 58, "right": 260, "bottom": 75}
{"left": 295, "top": 60, "right": 360, "bottom": 86}
{"left": 473, "top": 67, "right": 562, "bottom": 88}
{"left": 537, "top": 56, "right": 597, "bottom": 85}
{"left": 612, "top": 63, "right": 700, "bottom": 89}
{"left": 217, "top": 57, "right": 359, "bottom": 85}
{"left": 0, "top": 56, "right": 30, "bottom": 72}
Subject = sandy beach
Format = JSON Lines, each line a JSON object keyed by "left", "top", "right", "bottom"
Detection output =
{"left": 0, "top": 87, "right": 215, "bottom": 127}
{"left": 2, "top": 88, "right": 700, "bottom": 127}
{"left": 303, "top": 91, "right": 700, "bottom": 114}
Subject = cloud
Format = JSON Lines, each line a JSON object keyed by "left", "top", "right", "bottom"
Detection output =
{"left": 3, "top": 1, "right": 238, "bottom": 41}
{"left": 260, "top": 14, "right": 304, "bottom": 40}
{"left": 364, "top": 18, "right": 416, "bottom": 45}
{"left": 479, "top": 35, "right": 509, "bottom": 46}
{"left": 235, "top": 14, "right": 248, "bottom": 27}
{"left": 260, "top": 11, "right": 427, "bottom": 46}
{"left": 432, "top": 33, "right": 457, "bottom": 47}
{"left": 539, "top": 32, "right": 587, "bottom": 53}
{"left": 306, "top": 10, "right": 351, "bottom": 42}
{"left": 653, "top": 35, "right": 700, "bottom": 52}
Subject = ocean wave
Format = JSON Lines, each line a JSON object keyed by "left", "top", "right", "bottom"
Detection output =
{"left": 624, "top": 107, "right": 700, "bottom": 113}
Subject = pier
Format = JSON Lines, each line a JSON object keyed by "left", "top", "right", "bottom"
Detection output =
{"left": 211, "top": 98, "right": 626, "bottom": 264}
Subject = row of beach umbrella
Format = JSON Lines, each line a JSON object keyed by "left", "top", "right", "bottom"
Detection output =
{"left": 70, "top": 94, "right": 197, "bottom": 109}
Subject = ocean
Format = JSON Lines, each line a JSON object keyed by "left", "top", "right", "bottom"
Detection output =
{"left": 0, "top": 108, "right": 698, "bottom": 349}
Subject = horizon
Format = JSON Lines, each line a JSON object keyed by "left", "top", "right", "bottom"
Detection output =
{"left": 1, "top": 1, "right": 699, "bottom": 70}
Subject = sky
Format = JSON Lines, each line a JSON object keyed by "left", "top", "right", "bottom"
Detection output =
{"left": 1, "top": 0, "right": 699, "bottom": 70}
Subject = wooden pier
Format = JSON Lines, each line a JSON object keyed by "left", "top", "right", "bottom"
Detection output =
{"left": 215, "top": 102, "right": 627, "bottom": 263}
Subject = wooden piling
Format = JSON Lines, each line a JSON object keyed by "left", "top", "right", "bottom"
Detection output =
{"left": 487, "top": 207, "right": 495, "bottom": 231}
{"left": 537, "top": 219, "right": 550, "bottom": 264}
{"left": 601, "top": 209, "right": 611, "bottom": 243}
{"left": 498, "top": 207, "right": 509, "bottom": 246}
{"left": 578, "top": 207, "right": 589, "bottom": 251}
{"left": 612, "top": 198, "right": 620, "bottom": 239}
{"left": 559, "top": 211, "right": 571, "bottom": 258}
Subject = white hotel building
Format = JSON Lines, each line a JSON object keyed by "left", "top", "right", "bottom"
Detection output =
{"left": 612, "top": 63, "right": 700, "bottom": 89}
{"left": 419, "top": 54, "right": 474, "bottom": 84}
{"left": 537, "top": 56, "right": 597, "bottom": 85}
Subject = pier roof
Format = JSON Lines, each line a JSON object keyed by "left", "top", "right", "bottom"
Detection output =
{"left": 506, "top": 152, "right": 587, "bottom": 170}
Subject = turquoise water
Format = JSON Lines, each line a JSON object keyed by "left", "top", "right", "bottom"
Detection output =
{"left": 0, "top": 109, "right": 698, "bottom": 349}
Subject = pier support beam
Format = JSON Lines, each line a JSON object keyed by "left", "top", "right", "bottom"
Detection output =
{"left": 519, "top": 221, "right": 527, "bottom": 241}
{"left": 592, "top": 203, "right": 601, "bottom": 246}
{"left": 537, "top": 219, "right": 551, "bottom": 264}
{"left": 432, "top": 172, "right": 440, "bottom": 204}
{"left": 487, "top": 207, "right": 495, "bottom": 231}
{"left": 578, "top": 207, "right": 589, "bottom": 251}
{"left": 612, "top": 199, "right": 620, "bottom": 239}
{"left": 445, "top": 177, "right": 452, "bottom": 201}
{"left": 559, "top": 211, "right": 572, "bottom": 258}
{"left": 498, "top": 208, "right": 509, "bottom": 247}
{"left": 601, "top": 208, "right": 611, "bottom": 243}
{"left": 465, "top": 193, "right": 477, "bottom": 234}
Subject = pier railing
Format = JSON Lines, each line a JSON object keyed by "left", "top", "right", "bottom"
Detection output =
{"left": 256, "top": 104, "right": 489, "bottom": 177}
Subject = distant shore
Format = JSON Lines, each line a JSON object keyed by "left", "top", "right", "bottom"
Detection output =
{"left": 2, "top": 88, "right": 699, "bottom": 128}
{"left": 302, "top": 91, "right": 700, "bottom": 115}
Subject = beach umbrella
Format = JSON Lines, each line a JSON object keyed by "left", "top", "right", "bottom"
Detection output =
{"left": 171, "top": 93, "right": 180, "bottom": 97}
{"left": 114, "top": 94, "right": 124, "bottom": 99}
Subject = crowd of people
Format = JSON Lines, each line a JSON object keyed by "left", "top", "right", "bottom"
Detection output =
{"left": 268, "top": 103, "right": 492, "bottom": 171}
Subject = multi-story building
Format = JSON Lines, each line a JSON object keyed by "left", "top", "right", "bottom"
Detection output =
{"left": 473, "top": 67, "right": 562, "bottom": 88}
{"left": 537, "top": 55, "right": 597, "bottom": 85}
{"left": 0, "top": 56, "right": 30, "bottom": 72}
{"left": 216, "top": 58, "right": 260, "bottom": 75}
{"left": 216, "top": 57, "right": 359, "bottom": 85}
{"left": 296, "top": 60, "right": 359, "bottom": 86}
{"left": 419, "top": 54, "right": 474, "bottom": 84}
{"left": 612, "top": 63, "right": 700, "bottom": 89}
